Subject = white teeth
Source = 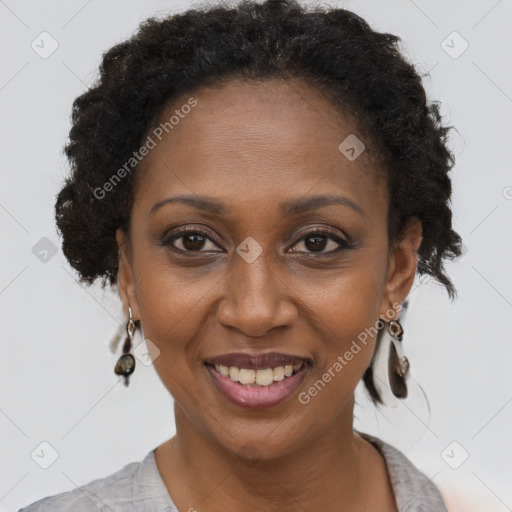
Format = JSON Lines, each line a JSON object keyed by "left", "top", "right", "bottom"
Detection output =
{"left": 214, "top": 362, "right": 305, "bottom": 387}
{"left": 273, "top": 366, "right": 285, "bottom": 381}
{"left": 256, "top": 368, "right": 274, "bottom": 386}
{"left": 228, "top": 367, "right": 239, "bottom": 381}
{"left": 238, "top": 368, "right": 256, "bottom": 385}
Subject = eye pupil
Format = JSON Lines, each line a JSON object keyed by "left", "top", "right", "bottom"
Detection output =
{"left": 164, "top": 228, "right": 346, "bottom": 255}
{"left": 183, "top": 234, "right": 206, "bottom": 251}
{"left": 305, "top": 235, "right": 327, "bottom": 252}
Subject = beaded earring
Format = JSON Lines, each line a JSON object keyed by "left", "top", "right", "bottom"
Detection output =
{"left": 114, "top": 306, "right": 136, "bottom": 386}
{"left": 387, "top": 317, "right": 410, "bottom": 399}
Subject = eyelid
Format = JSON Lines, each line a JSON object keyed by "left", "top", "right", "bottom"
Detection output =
{"left": 160, "top": 226, "right": 224, "bottom": 250}
{"left": 288, "top": 227, "right": 351, "bottom": 253}
{"left": 160, "top": 225, "right": 351, "bottom": 255}
{"left": 291, "top": 226, "right": 348, "bottom": 244}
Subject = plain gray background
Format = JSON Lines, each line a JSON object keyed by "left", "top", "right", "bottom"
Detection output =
{"left": 1, "top": 0, "right": 511, "bottom": 510}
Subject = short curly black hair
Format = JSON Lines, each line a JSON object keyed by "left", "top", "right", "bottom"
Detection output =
{"left": 55, "top": 0, "right": 463, "bottom": 401}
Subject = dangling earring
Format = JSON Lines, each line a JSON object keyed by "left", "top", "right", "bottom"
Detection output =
{"left": 387, "top": 318, "right": 410, "bottom": 399}
{"left": 114, "top": 305, "right": 136, "bottom": 386}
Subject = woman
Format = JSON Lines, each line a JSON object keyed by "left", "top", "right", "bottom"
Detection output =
{"left": 20, "top": 0, "right": 462, "bottom": 510}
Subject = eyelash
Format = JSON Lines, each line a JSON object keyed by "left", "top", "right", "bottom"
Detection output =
{"left": 160, "top": 226, "right": 352, "bottom": 256}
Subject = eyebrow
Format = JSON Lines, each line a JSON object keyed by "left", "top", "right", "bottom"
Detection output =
{"left": 150, "top": 195, "right": 229, "bottom": 215}
{"left": 280, "top": 194, "right": 364, "bottom": 217}
{"left": 149, "top": 193, "right": 364, "bottom": 217}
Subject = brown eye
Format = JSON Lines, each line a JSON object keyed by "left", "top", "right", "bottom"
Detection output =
{"left": 180, "top": 233, "right": 208, "bottom": 251}
{"left": 161, "top": 228, "right": 222, "bottom": 252}
{"left": 290, "top": 230, "right": 350, "bottom": 255}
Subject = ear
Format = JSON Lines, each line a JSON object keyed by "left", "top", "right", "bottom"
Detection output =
{"left": 115, "top": 228, "right": 140, "bottom": 321}
{"left": 379, "top": 217, "right": 423, "bottom": 320}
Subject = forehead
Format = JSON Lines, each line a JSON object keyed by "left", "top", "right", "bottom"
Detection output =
{"left": 134, "top": 78, "right": 387, "bottom": 219}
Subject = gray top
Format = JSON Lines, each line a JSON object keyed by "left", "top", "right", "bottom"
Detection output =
{"left": 19, "top": 433, "right": 447, "bottom": 511}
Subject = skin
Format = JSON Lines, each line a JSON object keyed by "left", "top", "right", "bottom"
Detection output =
{"left": 116, "top": 78, "right": 422, "bottom": 512}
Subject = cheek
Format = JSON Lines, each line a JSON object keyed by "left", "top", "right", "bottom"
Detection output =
{"left": 131, "top": 277, "right": 197, "bottom": 398}
{"left": 314, "top": 313, "right": 377, "bottom": 397}
{"left": 298, "top": 303, "right": 379, "bottom": 417}
{"left": 133, "top": 254, "right": 219, "bottom": 344}
{"left": 298, "top": 266, "right": 382, "bottom": 389}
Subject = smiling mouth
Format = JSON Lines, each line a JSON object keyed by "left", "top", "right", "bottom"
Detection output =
{"left": 203, "top": 357, "right": 312, "bottom": 409}
{"left": 204, "top": 361, "right": 309, "bottom": 387}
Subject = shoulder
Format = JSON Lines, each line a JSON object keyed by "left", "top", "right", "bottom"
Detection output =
{"left": 359, "top": 432, "right": 448, "bottom": 512}
{"left": 17, "top": 448, "right": 175, "bottom": 512}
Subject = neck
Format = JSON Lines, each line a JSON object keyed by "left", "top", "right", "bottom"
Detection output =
{"left": 157, "top": 399, "right": 369, "bottom": 512}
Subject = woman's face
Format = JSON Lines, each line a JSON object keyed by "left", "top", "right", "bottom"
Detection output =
{"left": 117, "top": 78, "right": 421, "bottom": 460}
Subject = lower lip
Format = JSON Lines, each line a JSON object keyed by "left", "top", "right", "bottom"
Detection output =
{"left": 205, "top": 364, "right": 310, "bottom": 409}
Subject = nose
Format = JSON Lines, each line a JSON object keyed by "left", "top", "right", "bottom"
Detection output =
{"left": 216, "top": 250, "right": 298, "bottom": 338}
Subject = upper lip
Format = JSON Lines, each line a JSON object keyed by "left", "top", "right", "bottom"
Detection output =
{"left": 204, "top": 352, "right": 312, "bottom": 369}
